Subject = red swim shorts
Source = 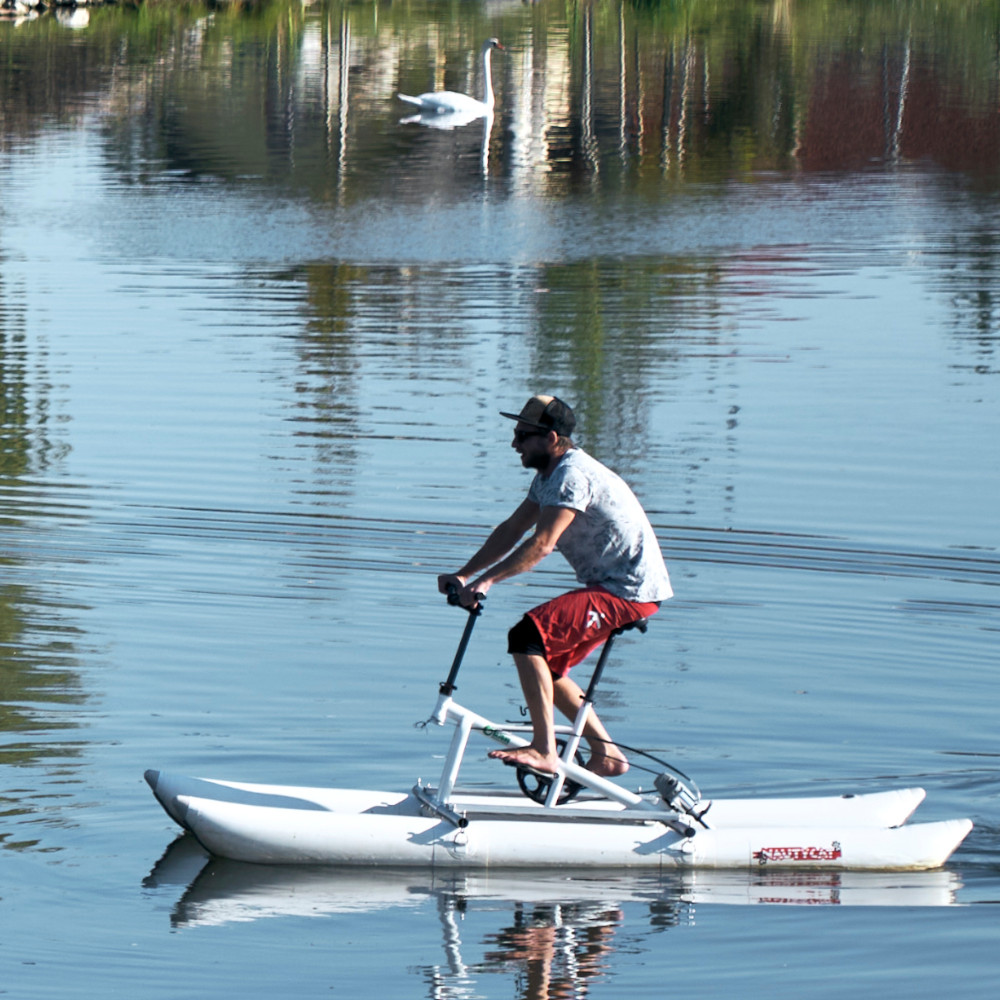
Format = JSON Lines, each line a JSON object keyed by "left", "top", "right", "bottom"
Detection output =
{"left": 526, "top": 587, "right": 660, "bottom": 678}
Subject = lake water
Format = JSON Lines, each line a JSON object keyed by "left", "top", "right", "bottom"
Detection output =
{"left": 2, "top": 1, "right": 999, "bottom": 996}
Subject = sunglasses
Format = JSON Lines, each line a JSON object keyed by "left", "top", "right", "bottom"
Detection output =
{"left": 513, "top": 428, "right": 548, "bottom": 443}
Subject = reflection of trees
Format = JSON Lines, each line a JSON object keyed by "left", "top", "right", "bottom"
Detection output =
{"left": 935, "top": 230, "right": 1000, "bottom": 377}
{"left": 550, "top": 1, "right": 999, "bottom": 184}
{"left": 286, "top": 262, "right": 362, "bottom": 496}
{"left": 1, "top": 280, "right": 82, "bottom": 852}
{"left": 0, "top": 583, "right": 86, "bottom": 755}
{"left": 1, "top": 318, "right": 69, "bottom": 478}
{"left": 5, "top": 1, "right": 999, "bottom": 189}
{"left": 530, "top": 258, "right": 728, "bottom": 476}
{"left": 278, "top": 259, "right": 517, "bottom": 494}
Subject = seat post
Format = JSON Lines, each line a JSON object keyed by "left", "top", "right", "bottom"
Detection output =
{"left": 581, "top": 628, "right": 619, "bottom": 703}
{"left": 582, "top": 617, "right": 648, "bottom": 703}
{"left": 543, "top": 617, "right": 648, "bottom": 807}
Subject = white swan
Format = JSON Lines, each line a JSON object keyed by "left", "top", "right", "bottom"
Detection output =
{"left": 398, "top": 38, "right": 504, "bottom": 118}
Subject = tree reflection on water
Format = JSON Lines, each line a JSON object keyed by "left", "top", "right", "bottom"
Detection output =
{"left": 0, "top": 322, "right": 86, "bottom": 852}
{"left": 1, "top": 0, "right": 997, "bottom": 193}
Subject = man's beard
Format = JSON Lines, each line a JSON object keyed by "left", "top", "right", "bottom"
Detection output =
{"left": 521, "top": 451, "right": 550, "bottom": 472}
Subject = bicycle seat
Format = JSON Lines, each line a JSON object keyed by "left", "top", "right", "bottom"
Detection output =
{"left": 614, "top": 617, "right": 648, "bottom": 635}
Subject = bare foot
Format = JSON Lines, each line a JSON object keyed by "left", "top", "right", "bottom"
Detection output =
{"left": 488, "top": 746, "right": 560, "bottom": 773}
{"left": 585, "top": 754, "right": 630, "bottom": 778}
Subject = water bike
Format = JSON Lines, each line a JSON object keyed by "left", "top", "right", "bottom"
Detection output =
{"left": 146, "top": 593, "right": 972, "bottom": 869}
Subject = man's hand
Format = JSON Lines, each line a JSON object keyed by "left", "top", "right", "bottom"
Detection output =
{"left": 437, "top": 573, "right": 466, "bottom": 595}
{"left": 462, "top": 577, "right": 492, "bottom": 607}
{"left": 438, "top": 573, "right": 486, "bottom": 609}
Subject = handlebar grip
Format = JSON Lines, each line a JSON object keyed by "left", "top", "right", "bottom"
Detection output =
{"left": 445, "top": 583, "right": 484, "bottom": 608}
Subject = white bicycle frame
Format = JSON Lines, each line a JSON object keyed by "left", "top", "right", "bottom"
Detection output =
{"left": 427, "top": 686, "right": 650, "bottom": 811}
{"left": 417, "top": 597, "right": 703, "bottom": 830}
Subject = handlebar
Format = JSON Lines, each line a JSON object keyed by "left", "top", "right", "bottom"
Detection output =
{"left": 445, "top": 582, "right": 485, "bottom": 613}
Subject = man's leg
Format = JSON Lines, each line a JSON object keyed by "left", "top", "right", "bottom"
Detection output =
{"left": 487, "top": 654, "right": 629, "bottom": 777}
{"left": 487, "top": 652, "right": 561, "bottom": 772}
{"left": 552, "top": 676, "right": 629, "bottom": 777}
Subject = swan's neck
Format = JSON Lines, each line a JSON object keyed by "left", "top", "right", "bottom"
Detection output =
{"left": 482, "top": 48, "right": 495, "bottom": 108}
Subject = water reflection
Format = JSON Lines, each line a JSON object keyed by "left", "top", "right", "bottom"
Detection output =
{"left": 471, "top": 900, "right": 622, "bottom": 1000}
{"left": 0, "top": 298, "right": 71, "bottom": 477}
{"left": 399, "top": 110, "right": 496, "bottom": 178}
{"left": 2, "top": 1, "right": 998, "bottom": 191}
{"left": 932, "top": 229, "right": 1000, "bottom": 376}
{"left": 1, "top": 268, "right": 88, "bottom": 851}
{"left": 0, "top": 584, "right": 89, "bottom": 856}
{"left": 145, "top": 836, "right": 965, "bottom": 997}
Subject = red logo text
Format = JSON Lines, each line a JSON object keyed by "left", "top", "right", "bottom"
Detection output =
{"left": 753, "top": 842, "right": 842, "bottom": 864}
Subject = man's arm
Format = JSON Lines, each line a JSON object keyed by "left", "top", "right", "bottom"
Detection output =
{"left": 465, "top": 505, "right": 577, "bottom": 602}
{"left": 438, "top": 498, "right": 541, "bottom": 598}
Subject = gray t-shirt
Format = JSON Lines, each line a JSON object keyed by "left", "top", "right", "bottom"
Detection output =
{"left": 527, "top": 448, "right": 673, "bottom": 603}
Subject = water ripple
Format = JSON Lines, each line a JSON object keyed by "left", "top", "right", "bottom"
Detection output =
{"left": 44, "top": 503, "right": 1000, "bottom": 591}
